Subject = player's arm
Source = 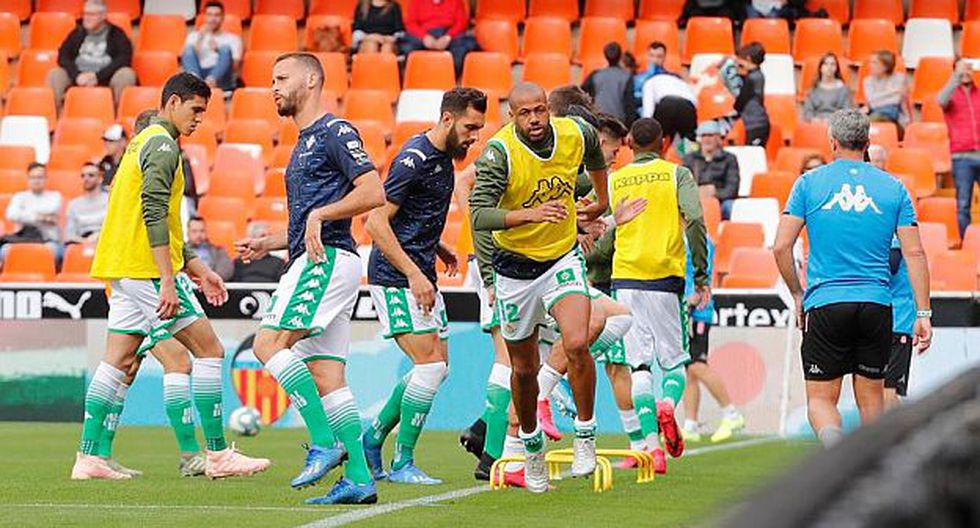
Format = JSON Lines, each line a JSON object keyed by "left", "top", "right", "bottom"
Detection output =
{"left": 470, "top": 143, "right": 566, "bottom": 232}
{"left": 183, "top": 256, "right": 229, "bottom": 307}
{"left": 140, "top": 135, "right": 182, "bottom": 319}
{"left": 676, "top": 166, "right": 710, "bottom": 306}
{"left": 895, "top": 186, "right": 932, "bottom": 352}
{"left": 235, "top": 229, "right": 287, "bottom": 263}
{"left": 453, "top": 164, "right": 476, "bottom": 218}
{"left": 574, "top": 117, "right": 610, "bottom": 220}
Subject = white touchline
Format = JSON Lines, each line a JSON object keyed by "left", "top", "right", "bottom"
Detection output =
{"left": 6, "top": 503, "right": 339, "bottom": 513}
{"left": 296, "top": 436, "right": 785, "bottom": 528}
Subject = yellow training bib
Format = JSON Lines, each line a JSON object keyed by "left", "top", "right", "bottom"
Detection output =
{"left": 91, "top": 124, "right": 186, "bottom": 280}
{"left": 490, "top": 117, "right": 584, "bottom": 262}
{"left": 610, "top": 157, "right": 686, "bottom": 281}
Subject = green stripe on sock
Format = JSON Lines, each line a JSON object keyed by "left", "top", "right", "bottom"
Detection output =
{"left": 522, "top": 430, "right": 544, "bottom": 454}
{"left": 96, "top": 398, "right": 124, "bottom": 458}
{"left": 79, "top": 383, "right": 115, "bottom": 455}
{"left": 392, "top": 383, "right": 437, "bottom": 471}
{"left": 165, "top": 387, "right": 201, "bottom": 454}
{"left": 365, "top": 374, "right": 409, "bottom": 448}
{"left": 634, "top": 392, "right": 659, "bottom": 439}
{"left": 325, "top": 398, "right": 372, "bottom": 485}
{"left": 193, "top": 378, "right": 227, "bottom": 452}
{"left": 662, "top": 366, "right": 686, "bottom": 408}
{"left": 277, "top": 360, "right": 336, "bottom": 447}
{"left": 482, "top": 385, "right": 510, "bottom": 460}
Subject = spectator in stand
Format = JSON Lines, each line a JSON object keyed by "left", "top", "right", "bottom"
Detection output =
{"left": 2, "top": 162, "right": 63, "bottom": 261}
{"left": 803, "top": 53, "right": 853, "bottom": 123}
{"left": 185, "top": 216, "right": 234, "bottom": 280}
{"left": 47, "top": 0, "right": 135, "bottom": 108}
{"left": 640, "top": 69, "right": 698, "bottom": 146}
{"left": 582, "top": 43, "right": 638, "bottom": 126}
{"left": 733, "top": 42, "right": 770, "bottom": 147}
{"left": 98, "top": 124, "right": 126, "bottom": 187}
{"left": 861, "top": 50, "right": 909, "bottom": 130}
{"left": 400, "top": 0, "right": 477, "bottom": 76}
{"left": 867, "top": 144, "right": 888, "bottom": 170}
{"left": 801, "top": 153, "right": 826, "bottom": 173}
{"left": 353, "top": 0, "right": 404, "bottom": 55}
{"left": 633, "top": 42, "right": 671, "bottom": 103}
{"left": 745, "top": 0, "right": 792, "bottom": 18}
{"left": 684, "top": 121, "right": 740, "bottom": 219}
{"left": 231, "top": 222, "right": 284, "bottom": 282}
{"left": 64, "top": 162, "right": 109, "bottom": 245}
{"left": 181, "top": 1, "right": 242, "bottom": 91}
{"left": 681, "top": 0, "right": 745, "bottom": 24}
{"left": 939, "top": 58, "right": 980, "bottom": 237}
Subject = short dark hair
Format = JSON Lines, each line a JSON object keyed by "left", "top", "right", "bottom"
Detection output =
{"left": 82, "top": 161, "right": 99, "bottom": 171}
{"left": 440, "top": 87, "right": 488, "bottom": 116}
{"left": 564, "top": 104, "right": 598, "bottom": 128}
{"left": 161, "top": 72, "right": 211, "bottom": 107}
{"left": 597, "top": 113, "right": 628, "bottom": 140}
{"left": 603, "top": 42, "right": 623, "bottom": 66}
{"left": 27, "top": 161, "right": 45, "bottom": 173}
{"left": 630, "top": 118, "right": 663, "bottom": 151}
{"left": 649, "top": 41, "right": 667, "bottom": 53}
{"left": 189, "top": 215, "right": 205, "bottom": 225}
{"left": 548, "top": 85, "right": 593, "bottom": 116}
{"left": 275, "top": 52, "right": 325, "bottom": 88}
{"left": 874, "top": 50, "right": 897, "bottom": 75}
{"left": 203, "top": 0, "right": 224, "bottom": 12}
{"left": 134, "top": 109, "right": 156, "bottom": 133}
{"left": 737, "top": 42, "right": 766, "bottom": 66}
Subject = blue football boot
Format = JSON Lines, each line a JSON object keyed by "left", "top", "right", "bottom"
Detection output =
{"left": 290, "top": 444, "right": 347, "bottom": 489}
{"left": 387, "top": 462, "right": 443, "bottom": 485}
{"left": 362, "top": 436, "right": 388, "bottom": 481}
{"left": 305, "top": 477, "right": 378, "bottom": 505}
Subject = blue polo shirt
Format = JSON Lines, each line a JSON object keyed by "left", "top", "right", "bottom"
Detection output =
{"left": 686, "top": 237, "right": 715, "bottom": 324}
{"left": 784, "top": 159, "right": 917, "bottom": 311}
{"left": 889, "top": 236, "right": 915, "bottom": 335}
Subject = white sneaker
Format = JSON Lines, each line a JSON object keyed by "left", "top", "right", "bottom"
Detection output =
{"left": 524, "top": 450, "right": 549, "bottom": 493}
{"left": 571, "top": 436, "right": 596, "bottom": 477}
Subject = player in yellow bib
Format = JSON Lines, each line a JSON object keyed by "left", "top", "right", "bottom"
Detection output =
{"left": 609, "top": 118, "right": 711, "bottom": 464}
{"left": 72, "top": 73, "right": 270, "bottom": 481}
{"left": 470, "top": 82, "right": 609, "bottom": 493}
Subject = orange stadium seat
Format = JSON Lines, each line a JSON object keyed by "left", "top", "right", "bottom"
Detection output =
{"left": 920, "top": 99, "right": 945, "bottom": 122}
{"left": 201, "top": 87, "right": 227, "bottom": 131}
{"left": 528, "top": 0, "right": 579, "bottom": 23}
{"left": 204, "top": 0, "right": 251, "bottom": 20}
{"left": 750, "top": 171, "right": 796, "bottom": 209}
{"left": 962, "top": 225, "right": 980, "bottom": 270}
{"left": 0, "top": 169, "right": 27, "bottom": 194}
{"left": 887, "top": 148, "right": 936, "bottom": 198}
{"left": 727, "top": 247, "right": 779, "bottom": 285}
{"left": 197, "top": 196, "right": 248, "bottom": 235}
{"left": 194, "top": 12, "right": 243, "bottom": 36}
{"left": 697, "top": 84, "right": 735, "bottom": 121}
{"left": 181, "top": 121, "right": 219, "bottom": 163}
{"left": 182, "top": 143, "right": 209, "bottom": 194}
{"left": 909, "top": 0, "right": 959, "bottom": 23}
{"left": 633, "top": 20, "right": 680, "bottom": 63}
{"left": 223, "top": 119, "right": 275, "bottom": 162}
{"left": 271, "top": 145, "right": 292, "bottom": 169}
{"left": 229, "top": 88, "right": 280, "bottom": 131}
{"left": 462, "top": 52, "right": 513, "bottom": 95}
{"left": 104, "top": 0, "right": 140, "bottom": 19}
{"left": 847, "top": 18, "right": 899, "bottom": 63}
{"left": 350, "top": 52, "right": 400, "bottom": 104}
{"left": 60, "top": 243, "right": 96, "bottom": 276}
{"left": 344, "top": 90, "right": 395, "bottom": 132}
{"left": 715, "top": 222, "right": 766, "bottom": 278}
{"left": 63, "top": 87, "right": 114, "bottom": 129}
{"left": 969, "top": 0, "right": 980, "bottom": 21}
{"left": 36, "top": 0, "right": 82, "bottom": 16}
{"left": 261, "top": 168, "right": 286, "bottom": 198}
{"left": 702, "top": 196, "right": 721, "bottom": 240}
{"left": 475, "top": 0, "right": 525, "bottom": 24}
{"left": 248, "top": 15, "right": 298, "bottom": 53}
{"left": 28, "top": 12, "right": 76, "bottom": 50}
{"left": 482, "top": 91, "right": 503, "bottom": 128}
{"left": 241, "top": 50, "right": 279, "bottom": 88}
{"left": 305, "top": 16, "right": 352, "bottom": 50}
{"left": 918, "top": 197, "right": 960, "bottom": 246}
{"left": 278, "top": 120, "right": 299, "bottom": 146}
{"left": 132, "top": 51, "right": 179, "bottom": 86}
{"left": 350, "top": 120, "right": 387, "bottom": 168}
{"left": 522, "top": 17, "right": 572, "bottom": 58}
{"left": 474, "top": 19, "right": 519, "bottom": 63}
{"left": 0, "top": 12, "right": 21, "bottom": 58}
{"left": 638, "top": 0, "right": 684, "bottom": 21}
{"left": 392, "top": 122, "right": 431, "bottom": 150}
{"left": 521, "top": 53, "right": 571, "bottom": 92}
{"left": 0, "top": 243, "right": 56, "bottom": 282}
{"left": 106, "top": 12, "right": 132, "bottom": 40}
{"left": 911, "top": 57, "right": 954, "bottom": 105}
{"left": 721, "top": 273, "right": 778, "bottom": 288}
{"left": 5, "top": 87, "right": 57, "bottom": 131}
{"left": 740, "top": 18, "right": 790, "bottom": 54}
{"left": 797, "top": 56, "right": 851, "bottom": 101}
{"left": 207, "top": 170, "right": 257, "bottom": 217}
{"left": 53, "top": 118, "right": 104, "bottom": 159}
{"left": 903, "top": 122, "right": 951, "bottom": 173}
{"left": 869, "top": 121, "right": 900, "bottom": 151}
{"left": 254, "top": 196, "right": 288, "bottom": 223}
{"left": 963, "top": 22, "right": 980, "bottom": 59}
{"left": 0, "top": 146, "right": 36, "bottom": 172}
{"left": 118, "top": 86, "right": 162, "bottom": 134}
{"left": 136, "top": 14, "right": 186, "bottom": 54}
{"left": 404, "top": 51, "right": 455, "bottom": 91}
{"left": 774, "top": 147, "right": 822, "bottom": 175}
{"left": 853, "top": 0, "right": 904, "bottom": 26}
{"left": 254, "top": 0, "right": 305, "bottom": 19}
{"left": 47, "top": 144, "right": 91, "bottom": 171}
{"left": 205, "top": 220, "right": 238, "bottom": 254}
{"left": 0, "top": 0, "right": 32, "bottom": 21}
{"left": 931, "top": 251, "right": 978, "bottom": 291}
{"left": 0, "top": 54, "right": 8, "bottom": 96}
{"left": 314, "top": 52, "right": 348, "bottom": 99}
{"left": 765, "top": 94, "right": 797, "bottom": 142}
{"left": 584, "top": 0, "right": 633, "bottom": 21}
{"left": 806, "top": 0, "right": 850, "bottom": 23}
{"left": 919, "top": 222, "right": 950, "bottom": 260}
{"left": 792, "top": 121, "right": 832, "bottom": 160}
{"left": 309, "top": 0, "right": 356, "bottom": 17}
{"left": 792, "top": 18, "right": 845, "bottom": 65}
{"left": 577, "top": 17, "right": 628, "bottom": 65}
{"left": 683, "top": 17, "right": 734, "bottom": 63}
{"left": 15, "top": 49, "right": 58, "bottom": 87}
{"left": 213, "top": 144, "right": 264, "bottom": 193}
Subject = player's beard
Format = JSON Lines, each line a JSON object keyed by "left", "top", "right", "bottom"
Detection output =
{"left": 276, "top": 91, "right": 299, "bottom": 117}
{"left": 446, "top": 127, "right": 472, "bottom": 161}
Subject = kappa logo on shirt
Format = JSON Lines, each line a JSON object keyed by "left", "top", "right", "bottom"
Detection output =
{"left": 821, "top": 184, "right": 882, "bottom": 214}
{"left": 400, "top": 156, "right": 416, "bottom": 169}
{"left": 336, "top": 124, "right": 354, "bottom": 136}
{"left": 157, "top": 142, "right": 173, "bottom": 152}
{"left": 305, "top": 136, "right": 316, "bottom": 150}
{"left": 522, "top": 176, "right": 573, "bottom": 208}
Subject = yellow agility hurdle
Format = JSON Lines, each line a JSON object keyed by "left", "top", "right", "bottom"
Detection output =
{"left": 488, "top": 456, "right": 525, "bottom": 490}
{"left": 549, "top": 448, "right": 655, "bottom": 484}
{"left": 544, "top": 452, "right": 613, "bottom": 492}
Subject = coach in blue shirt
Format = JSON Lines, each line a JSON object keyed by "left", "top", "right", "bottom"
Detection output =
{"left": 772, "top": 109, "right": 932, "bottom": 448}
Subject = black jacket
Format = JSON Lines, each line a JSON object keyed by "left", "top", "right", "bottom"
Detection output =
{"left": 682, "top": 150, "right": 741, "bottom": 201}
{"left": 57, "top": 23, "right": 132, "bottom": 85}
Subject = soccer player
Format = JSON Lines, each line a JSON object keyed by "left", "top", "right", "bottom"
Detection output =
{"left": 235, "top": 52, "right": 385, "bottom": 504}
{"left": 680, "top": 237, "right": 746, "bottom": 443}
{"left": 470, "top": 82, "right": 610, "bottom": 493}
{"left": 73, "top": 72, "right": 270, "bottom": 480}
{"left": 773, "top": 109, "right": 932, "bottom": 448}
{"left": 361, "top": 88, "right": 488, "bottom": 485}
{"left": 609, "top": 118, "right": 711, "bottom": 469}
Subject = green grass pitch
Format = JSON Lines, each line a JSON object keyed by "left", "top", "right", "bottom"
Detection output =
{"left": 0, "top": 423, "right": 812, "bottom": 527}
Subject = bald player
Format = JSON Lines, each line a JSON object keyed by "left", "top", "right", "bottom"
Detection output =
{"left": 469, "top": 82, "right": 610, "bottom": 493}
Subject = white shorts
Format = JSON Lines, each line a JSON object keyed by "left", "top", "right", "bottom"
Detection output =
{"left": 262, "top": 248, "right": 361, "bottom": 363}
{"left": 494, "top": 249, "right": 589, "bottom": 342}
{"left": 466, "top": 257, "right": 499, "bottom": 331}
{"left": 616, "top": 289, "right": 690, "bottom": 370}
{"left": 369, "top": 285, "right": 448, "bottom": 340}
{"left": 107, "top": 272, "right": 204, "bottom": 348}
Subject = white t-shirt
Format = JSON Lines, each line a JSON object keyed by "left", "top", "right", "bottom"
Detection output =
{"left": 184, "top": 30, "right": 242, "bottom": 69}
{"left": 5, "top": 190, "right": 63, "bottom": 242}
{"left": 641, "top": 74, "right": 697, "bottom": 118}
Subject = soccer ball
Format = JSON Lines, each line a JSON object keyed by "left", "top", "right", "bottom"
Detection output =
{"left": 229, "top": 406, "right": 262, "bottom": 437}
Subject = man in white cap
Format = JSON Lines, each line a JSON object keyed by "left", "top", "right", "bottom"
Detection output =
{"left": 682, "top": 121, "right": 741, "bottom": 219}
{"left": 99, "top": 124, "right": 127, "bottom": 187}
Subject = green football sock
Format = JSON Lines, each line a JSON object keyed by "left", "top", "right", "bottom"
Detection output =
{"left": 392, "top": 362, "right": 446, "bottom": 471}
{"left": 661, "top": 366, "right": 687, "bottom": 408}
{"left": 79, "top": 362, "right": 126, "bottom": 455}
{"left": 483, "top": 363, "right": 511, "bottom": 460}
{"left": 364, "top": 372, "right": 410, "bottom": 448}
{"left": 631, "top": 369, "right": 659, "bottom": 446}
{"left": 192, "top": 358, "right": 227, "bottom": 452}
{"left": 265, "top": 349, "right": 336, "bottom": 447}
{"left": 96, "top": 383, "right": 128, "bottom": 458}
{"left": 520, "top": 427, "right": 545, "bottom": 454}
{"left": 322, "top": 387, "right": 372, "bottom": 485}
{"left": 164, "top": 373, "right": 201, "bottom": 454}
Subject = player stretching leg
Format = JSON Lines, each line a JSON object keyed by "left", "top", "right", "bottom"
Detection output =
{"left": 471, "top": 82, "right": 610, "bottom": 493}
{"left": 681, "top": 238, "right": 746, "bottom": 443}
{"left": 610, "top": 119, "right": 711, "bottom": 468}
{"left": 236, "top": 53, "right": 385, "bottom": 504}
{"left": 361, "top": 88, "right": 488, "bottom": 485}
{"left": 73, "top": 73, "right": 270, "bottom": 480}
